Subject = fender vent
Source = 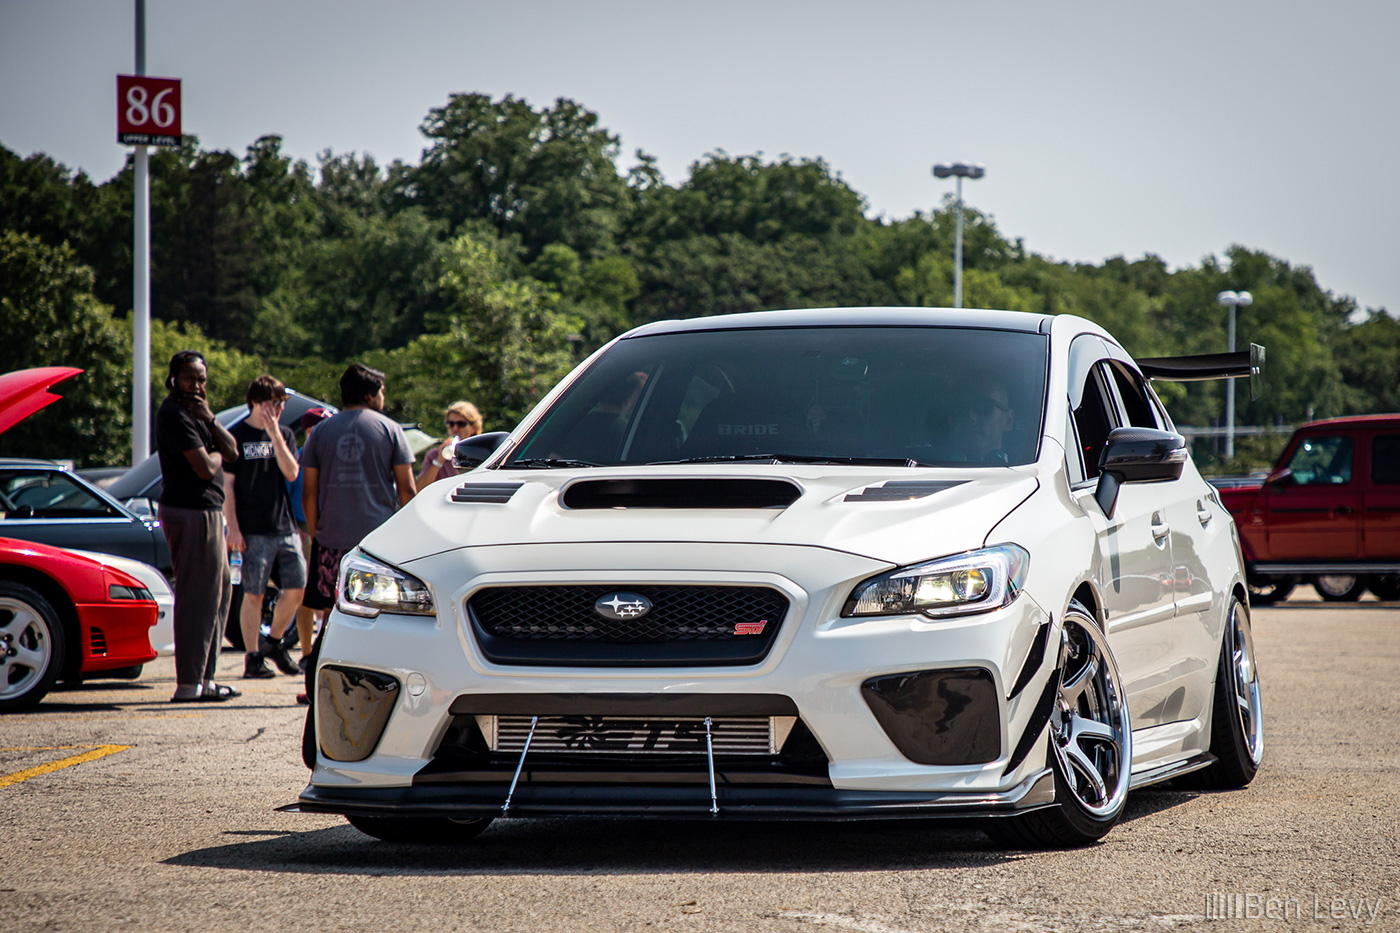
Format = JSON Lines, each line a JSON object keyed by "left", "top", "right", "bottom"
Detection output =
{"left": 451, "top": 482, "right": 524, "bottom": 504}
{"left": 561, "top": 478, "right": 801, "bottom": 510}
{"left": 845, "top": 480, "right": 965, "bottom": 502}
{"left": 89, "top": 627, "right": 107, "bottom": 656}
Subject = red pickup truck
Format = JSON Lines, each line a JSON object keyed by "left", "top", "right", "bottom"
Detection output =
{"left": 1215, "top": 414, "right": 1400, "bottom": 603}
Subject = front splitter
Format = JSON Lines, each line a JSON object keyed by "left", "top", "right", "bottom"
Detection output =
{"left": 279, "top": 769, "right": 1055, "bottom": 821}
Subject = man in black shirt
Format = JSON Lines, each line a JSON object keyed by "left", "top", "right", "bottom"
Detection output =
{"left": 155, "top": 350, "right": 240, "bottom": 702}
{"left": 224, "top": 375, "right": 305, "bottom": 679}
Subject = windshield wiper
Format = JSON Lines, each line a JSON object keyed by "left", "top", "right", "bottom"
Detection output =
{"left": 509, "top": 458, "right": 601, "bottom": 469}
{"left": 651, "top": 454, "right": 921, "bottom": 467}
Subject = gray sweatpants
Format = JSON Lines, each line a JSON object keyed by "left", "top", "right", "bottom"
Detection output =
{"left": 160, "top": 504, "right": 232, "bottom": 687}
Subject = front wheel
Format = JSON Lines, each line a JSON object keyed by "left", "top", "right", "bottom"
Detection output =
{"left": 1247, "top": 573, "right": 1296, "bottom": 606}
{"left": 0, "top": 582, "right": 67, "bottom": 712}
{"left": 1177, "top": 596, "right": 1262, "bottom": 788}
{"left": 346, "top": 814, "right": 494, "bottom": 844}
{"left": 1315, "top": 574, "right": 1364, "bottom": 601}
{"left": 986, "top": 604, "right": 1132, "bottom": 848}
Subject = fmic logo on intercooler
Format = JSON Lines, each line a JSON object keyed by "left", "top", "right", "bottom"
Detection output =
{"left": 594, "top": 592, "right": 652, "bottom": 621}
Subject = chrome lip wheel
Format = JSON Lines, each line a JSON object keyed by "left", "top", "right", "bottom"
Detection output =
{"left": 1049, "top": 613, "right": 1131, "bottom": 819}
{"left": 0, "top": 597, "right": 52, "bottom": 702}
{"left": 1228, "top": 601, "right": 1264, "bottom": 765}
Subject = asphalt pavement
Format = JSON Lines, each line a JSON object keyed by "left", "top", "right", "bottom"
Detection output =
{"left": 2, "top": 598, "right": 1397, "bottom": 932}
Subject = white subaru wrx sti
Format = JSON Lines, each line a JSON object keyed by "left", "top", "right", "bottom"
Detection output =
{"left": 288, "top": 307, "right": 1264, "bottom": 847}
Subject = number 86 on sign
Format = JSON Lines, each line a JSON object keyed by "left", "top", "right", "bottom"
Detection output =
{"left": 117, "top": 75, "right": 181, "bottom": 147}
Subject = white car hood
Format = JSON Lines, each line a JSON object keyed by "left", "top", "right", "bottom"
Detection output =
{"left": 369, "top": 465, "right": 1039, "bottom": 569}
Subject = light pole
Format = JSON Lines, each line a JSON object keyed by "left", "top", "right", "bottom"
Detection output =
{"left": 1216, "top": 290, "right": 1253, "bottom": 459}
{"left": 932, "top": 162, "right": 985, "bottom": 309}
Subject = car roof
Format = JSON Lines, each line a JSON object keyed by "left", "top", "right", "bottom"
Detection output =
{"left": 1295, "top": 414, "right": 1400, "bottom": 430}
{"left": 623, "top": 307, "right": 1054, "bottom": 339}
{"left": 0, "top": 457, "right": 67, "bottom": 469}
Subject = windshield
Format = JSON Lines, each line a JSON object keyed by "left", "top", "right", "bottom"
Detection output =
{"left": 507, "top": 326, "right": 1048, "bottom": 468}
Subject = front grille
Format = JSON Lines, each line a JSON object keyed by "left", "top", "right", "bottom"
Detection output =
{"left": 467, "top": 585, "right": 789, "bottom": 667}
{"left": 485, "top": 715, "right": 783, "bottom": 755}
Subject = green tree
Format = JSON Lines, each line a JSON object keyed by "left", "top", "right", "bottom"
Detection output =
{"left": 527, "top": 245, "right": 639, "bottom": 352}
{"left": 408, "top": 93, "right": 629, "bottom": 259}
{"left": 630, "top": 152, "right": 868, "bottom": 246}
{"left": 631, "top": 233, "right": 884, "bottom": 323}
{"left": 430, "top": 232, "right": 581, "bottom": 426}
{"left": 894, "top": 252, "right": 1043, "bottom": 313}
{"left": 0, "top": 232, "right": 130, "bottom": 466}
{"left": 1334, "top": 311, "right": 1400, "bottom": 413}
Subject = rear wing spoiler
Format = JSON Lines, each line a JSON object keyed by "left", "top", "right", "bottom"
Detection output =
{"left": 1137, "top": 343, "right": 1265, "bottom": 400}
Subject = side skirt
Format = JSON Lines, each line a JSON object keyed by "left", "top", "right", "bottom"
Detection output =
{"left": 1129, "top": 751, "right": 1217, "bottom": 790}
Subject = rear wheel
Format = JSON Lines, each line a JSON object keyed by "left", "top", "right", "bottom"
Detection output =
{"left": 1367, "top": 574, "right": 1400, "bottom": 601}
{"left": 346, "top": 814, "right": 494, "bottom": 844}
{"left": 986, "top": 603, "right": 1131, "bottom": 848}
{"left": 1177, "top": 596, "right": 1262, "bottom": 788}
{"left": 0, "top": 582, "right": 67, "bottom": 712}
{"left": 1315, "top": 574, "right": 1364, "bottom": 601}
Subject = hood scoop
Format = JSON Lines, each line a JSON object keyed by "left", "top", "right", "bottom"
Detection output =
{"left": 845, "top": 480, "right": 967, "bottom": 502}
{"left": 561, "top": 478, "right": 802, "bottom": 510}
{"left": 451, "top": 482, "right": 524, "bottom": 504}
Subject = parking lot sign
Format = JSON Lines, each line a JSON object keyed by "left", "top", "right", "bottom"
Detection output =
{"left": 117, "top": 74, "right": 181, "bottom": 146}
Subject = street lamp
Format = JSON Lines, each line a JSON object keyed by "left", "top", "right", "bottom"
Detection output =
{"left": 1216, "top": 289, "right": 1253, "bottom": 459}
{"left": 932, "top": 161, "right": 986, "bottom": 309}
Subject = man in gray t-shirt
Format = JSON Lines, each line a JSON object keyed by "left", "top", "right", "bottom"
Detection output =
{"left": 300, "top": 364, "right": 416, "bottom": 613}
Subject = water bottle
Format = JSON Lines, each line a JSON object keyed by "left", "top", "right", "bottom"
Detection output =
{"left": 229, "top": 551, "right": 242, "bottom": 586}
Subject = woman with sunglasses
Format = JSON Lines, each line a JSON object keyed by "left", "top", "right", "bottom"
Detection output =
{"left": 416, "top": 400, "right": 484, "bottom": 485}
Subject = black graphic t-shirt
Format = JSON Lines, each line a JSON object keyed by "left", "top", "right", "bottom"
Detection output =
{"left": 226, "top": 419, "right": 298, "bottom": 535}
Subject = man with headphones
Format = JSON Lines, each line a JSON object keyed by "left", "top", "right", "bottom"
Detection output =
{"left": 155, "top": 350, "right": 242, "bottom": 702}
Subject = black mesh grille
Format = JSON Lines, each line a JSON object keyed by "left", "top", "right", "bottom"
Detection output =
{"left": 467, "top": 585, "right": 789, "bottom": 667}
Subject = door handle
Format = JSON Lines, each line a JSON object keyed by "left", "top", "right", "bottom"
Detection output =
{"left": 1335, "top": 505, "right": 1355, "bottom": 515}
{"left": 1197, "top": 499, "right": 1212, "bottom": 526}
{"left": 1151, "top": 512, "right": 1170, "bottom": 542}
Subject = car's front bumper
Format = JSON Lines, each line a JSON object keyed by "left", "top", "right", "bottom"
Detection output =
{"left": 302, "top": 542, "right": 1061, "bottom": 815}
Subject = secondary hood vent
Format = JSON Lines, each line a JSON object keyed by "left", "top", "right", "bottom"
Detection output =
{"left": 561, "top": 478, "right": 802, "bottom": 510}
{"left": 845, "top": 480, "right": 966, "bottom": 502}
{"left": 451, "top": 482, "right": 524, "bottom": 504}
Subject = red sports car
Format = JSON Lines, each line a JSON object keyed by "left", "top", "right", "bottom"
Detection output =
{"left": 0, "top": 536, "right": 158, "bottom": 711}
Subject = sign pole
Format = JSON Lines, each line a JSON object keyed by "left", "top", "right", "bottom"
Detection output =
{"left": 131, "top": 0, "right": 151, "bottom": 467}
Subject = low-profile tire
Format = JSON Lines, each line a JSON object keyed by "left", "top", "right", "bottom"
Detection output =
{"left": 346, "top": 814, "right": 494, "bottom": 844}
{"left": 1367, "top": 574, "right": 1400, "bottom": 602}
{"left": 1177, "top": 596, "right": 1263, "bottom": 789}
{"left": 1247, "top": 573, "right": 1295, "bottom": 606}
{"left": 1315, "top": 574, "right": 1364, "bottom": 601}
{"left": 985, "top": 603, "right": 1132, "bottom": 848}
{"left": 0, "top": 582, "right": 67, "bottom": 712}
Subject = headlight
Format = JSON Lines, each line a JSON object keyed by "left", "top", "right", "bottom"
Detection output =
{"left": 843, "top": 544, "right": 1029, "bottom": 619}
{"left": 337, "top": 551, "right": 435, "bottom": 618}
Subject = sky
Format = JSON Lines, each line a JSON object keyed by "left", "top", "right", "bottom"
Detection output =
{"left": 2, "top": 0, "right": 1396, "bottom": 316}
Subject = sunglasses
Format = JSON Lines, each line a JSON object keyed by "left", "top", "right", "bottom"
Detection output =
{"left": 446, "top": 419, "right": 469, "bottom": 428}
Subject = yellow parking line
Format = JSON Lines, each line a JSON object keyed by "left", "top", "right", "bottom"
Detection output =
{"left": 0, "top": 744, "right": 130, "bottom": 787}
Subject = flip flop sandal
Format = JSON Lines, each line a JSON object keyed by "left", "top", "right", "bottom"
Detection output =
{"left": 199, "top": 683, "right": 242, "bottom": 701}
